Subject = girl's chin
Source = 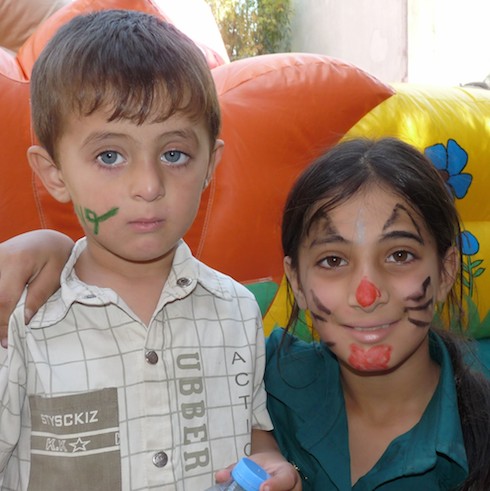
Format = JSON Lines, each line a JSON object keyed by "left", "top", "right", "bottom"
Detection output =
{"left": 346, "top": 343, "right": 393, "bottom": 371}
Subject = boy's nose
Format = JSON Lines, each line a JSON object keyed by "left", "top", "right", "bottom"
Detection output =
{"left": 130, "top": 160, "right": 165, "bottom": 202}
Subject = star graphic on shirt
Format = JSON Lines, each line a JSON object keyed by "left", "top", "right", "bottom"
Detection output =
{"left": 69, "top": 437, "right": 91, "bottom": 452}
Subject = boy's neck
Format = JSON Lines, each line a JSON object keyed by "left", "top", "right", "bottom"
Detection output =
{"left": 74, "top": 240, "right": 175, "bottom": 326}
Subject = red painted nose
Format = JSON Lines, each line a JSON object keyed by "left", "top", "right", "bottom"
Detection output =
{"left": 356, "top": 277, "right": 381, "bottom": 307}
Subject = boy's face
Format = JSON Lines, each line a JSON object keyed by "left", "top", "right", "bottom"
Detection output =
{"left": 29, "top": 109, "right": 223, "bottom": 270}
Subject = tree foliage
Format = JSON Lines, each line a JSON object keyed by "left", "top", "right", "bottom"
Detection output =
{"left": 206, "top": 0, "right": 292, "bottom": 60}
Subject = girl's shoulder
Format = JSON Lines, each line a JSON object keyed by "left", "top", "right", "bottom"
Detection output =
{"left": 266, "top": 328, "right": 324, "bottom": 359}
{"left": 265, "top": 328, "right": 337, "bottom": 389}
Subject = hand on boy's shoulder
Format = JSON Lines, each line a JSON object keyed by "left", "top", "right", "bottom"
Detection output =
{"left": 0, "top": 230, "right": 74, "bottom": 348}
{"left": 0, "top": 240, "right": 37, "bottom": 347}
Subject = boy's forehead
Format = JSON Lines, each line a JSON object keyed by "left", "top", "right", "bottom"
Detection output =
{"left": 64, "top": 98, "right": 207, "bottom": 132}
{"left": 54, "top": 109, "right": 215, "bottom": 166}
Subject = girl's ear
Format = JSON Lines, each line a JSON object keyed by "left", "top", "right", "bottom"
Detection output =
{"left": 436, "top": 246, "right": 460, "bottom": 302}
{"left": 284, "top": 256, "right": 307, "bottom": 310}
{"left": 27, "top": 146, "right": 71, "bottom": 203}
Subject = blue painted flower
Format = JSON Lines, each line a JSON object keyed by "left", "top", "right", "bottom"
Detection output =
{"left": 459, "top": 230, "right": 480, "bottom": 256}
{"left": 459, "top": 230, "right": 484, "bottom": 298}
{"left": 424, "top": 139, "right": 473, "bottom": 199}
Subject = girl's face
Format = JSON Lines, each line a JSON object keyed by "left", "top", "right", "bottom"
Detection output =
{"left": 285, "top": 184, "right": 457, "bottom": 373}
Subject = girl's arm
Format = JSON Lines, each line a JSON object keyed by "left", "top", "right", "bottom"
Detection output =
{"left": 0, "top": 230, "right": 73, "bottom": 347}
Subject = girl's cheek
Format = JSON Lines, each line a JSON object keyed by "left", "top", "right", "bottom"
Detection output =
{"left": 389, "top": 274, "right": 431, "bottom": 304}
{"left": 307, "top": 286, "right": 334, "bottom": 320}
{"left": 402, "top": 276, "right": 435, "bottom": 328}
{"left": 303, "top": 286, "right": 333, "bottom": 341}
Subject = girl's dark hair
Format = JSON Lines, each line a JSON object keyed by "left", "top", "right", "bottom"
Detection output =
{"left": 281, "top": 137, "right": 490, "bottom": 489}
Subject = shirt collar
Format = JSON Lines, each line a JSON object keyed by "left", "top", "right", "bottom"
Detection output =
{"left": 29, "top": 238, "right": 232, "bottom": 328}
{"left": 158, "top": 238, "right": 233, "bottom": 303}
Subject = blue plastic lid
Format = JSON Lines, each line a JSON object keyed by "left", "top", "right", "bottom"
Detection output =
{"left": 231, "top": 457, "right": 270, "bottom": 491}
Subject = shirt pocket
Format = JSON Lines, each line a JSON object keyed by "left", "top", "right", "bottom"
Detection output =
{"left": 28, "top": 388, "right": 121, "bottom": 491}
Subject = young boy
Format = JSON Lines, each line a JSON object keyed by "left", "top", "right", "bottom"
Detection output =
{"left": 0, "top": 10, "right": 297, "bottom": 491}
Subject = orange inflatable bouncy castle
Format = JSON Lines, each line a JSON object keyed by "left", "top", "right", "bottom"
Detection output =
{"left": 193, "top": 54, "right": 392, "bottom": 284}
{"left": 2, "top": 0, "right": 490, "bottom": 347}
{"left": 0, "top": 0, "right": 393, "bottom": 283}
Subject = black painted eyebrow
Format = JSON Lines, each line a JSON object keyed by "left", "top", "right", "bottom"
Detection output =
{"left": 382, "top": 204, "right": 424, "bottom": 245}
{"left": 309, "top": 214, "right": 348, "bottom": 248}
{"left": 310, "top": 234, "right": 348, "bottom": 247}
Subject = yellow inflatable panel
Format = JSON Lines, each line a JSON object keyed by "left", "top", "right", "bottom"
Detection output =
{"left": 264, "top": 83, "right": 490, "bottom": 339}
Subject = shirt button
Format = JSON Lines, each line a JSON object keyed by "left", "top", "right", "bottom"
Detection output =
{"left": 145, "top": 350, "right": 158, "bottom": 365}
{"left": 152, "top": 451, "right": 168, "bottom": 468}
{"left": 176, "top": 277, "right": 192, "bottom": 287}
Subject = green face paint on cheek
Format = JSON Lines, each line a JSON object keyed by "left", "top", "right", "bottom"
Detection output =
{"left": 75, "top": 205, "right": 119, "bottom": 235}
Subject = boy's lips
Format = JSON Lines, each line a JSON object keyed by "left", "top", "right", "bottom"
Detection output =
{"left": 128, "top": 217, "right": 165, "bottom": 232}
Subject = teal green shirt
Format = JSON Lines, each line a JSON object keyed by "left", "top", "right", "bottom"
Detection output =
{"left": 265, "top": 330, "right": 468, "bottom": 490}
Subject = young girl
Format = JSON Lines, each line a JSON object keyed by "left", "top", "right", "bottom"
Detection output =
{"left": 265, "top": 137, "right": 490, "bottom": 490}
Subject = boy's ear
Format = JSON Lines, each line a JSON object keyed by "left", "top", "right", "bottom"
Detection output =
{"left": 27, "top": 146, "right": 71, "bottom": 203}
{"left": 203, "top": 139, "right": 224, "bottom": 189}
{"left": 437, "top": 245, "right": 460, "bottom": 302}
{"left": 284, "top": 256, "right": 307, "bottom": 310}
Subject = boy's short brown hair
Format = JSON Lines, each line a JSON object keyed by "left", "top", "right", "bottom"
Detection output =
{"left": 30, "top": 9, "right": 221, "bottom": 162}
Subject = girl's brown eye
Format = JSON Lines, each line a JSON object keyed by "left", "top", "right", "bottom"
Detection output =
{"left": 322, "top": 256, "right": 346, "bottom": 268}
{"left": 389, "top": 250, "right": 413, "bottom": 262}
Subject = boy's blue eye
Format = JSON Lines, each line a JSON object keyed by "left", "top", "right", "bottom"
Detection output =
{"left": 162, "top": 150, "right": 190, "bottom": 165}
{"left": 97, "top": 151, "right": 123, "bottom": 166}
